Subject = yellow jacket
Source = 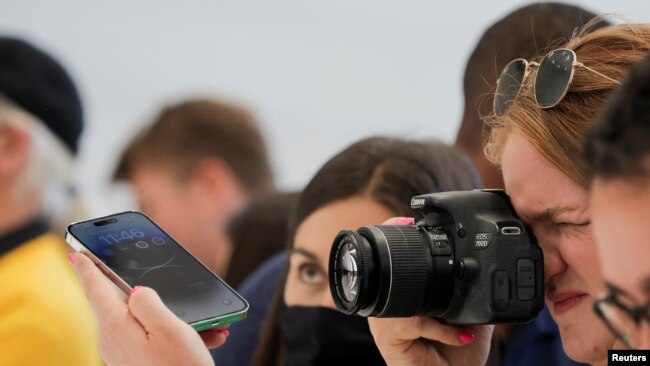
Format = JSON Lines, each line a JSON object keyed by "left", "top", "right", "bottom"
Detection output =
{"left": 0, "top": 233, "right": 102, "bottom": 365}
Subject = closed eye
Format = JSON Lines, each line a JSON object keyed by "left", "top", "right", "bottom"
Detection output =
{"left": 555, "top": 221, "right": 591, "bottom": 227}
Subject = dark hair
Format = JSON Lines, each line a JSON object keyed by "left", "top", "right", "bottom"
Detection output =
{"left": 455, "top": 3, "right": 606, "bottom": 187}
{"left": 0, "top": 37, "right": 83, "bottom": 154}
{"left": 289, "top": 136, "right": 481, "bottom": 241}
{"left": 585, "top": 51, "right": 650, "bottom": 180}
{"left": 223, "top": 192, "right": 299, "bottom": 289}
{"left": 113, "top": 98, "right": 274, "bottom": 196}
{"left": 251, "top": 136, "right": 482, "bottom": 366}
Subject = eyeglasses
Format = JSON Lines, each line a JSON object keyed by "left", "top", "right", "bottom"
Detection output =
{"left": 493, "top": 48, "right": 620, "bottom": 117}
{"left": 593, "top": 282, "right": 650, "bottom": 349}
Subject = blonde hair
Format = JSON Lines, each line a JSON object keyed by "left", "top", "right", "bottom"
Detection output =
{"left": 485, "top": 20, "right": 650, "bottom": 187}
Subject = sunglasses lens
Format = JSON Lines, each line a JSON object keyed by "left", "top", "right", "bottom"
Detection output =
{"left": 535, "top": 49, "right": 575, "bottom": 108}
{"left": 494, "top": 59, "right": 527, "bottom": 116}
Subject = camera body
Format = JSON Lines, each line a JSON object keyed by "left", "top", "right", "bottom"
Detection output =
{"left": 329, "top": 190, "right": 545, "bottom": 324}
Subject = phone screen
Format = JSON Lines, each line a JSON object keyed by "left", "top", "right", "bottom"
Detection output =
{"left": 68, "top": 211, "right": 247, "bottom": 326}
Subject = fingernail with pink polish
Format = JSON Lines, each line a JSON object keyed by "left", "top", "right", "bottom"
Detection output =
{"left": 459, "top": 330, "right": 474, "bottom": 344}
{"left": 217, "top": 329, "right": 230, "bottom": 337}
{"left": 395, "top": 217, "right": 415, "bottom": 225}
{"left": 130, "top": 286, "right": 142, "bottom": 295}
{"left": 68, "top": 253, "right": 75, "bottom": 265}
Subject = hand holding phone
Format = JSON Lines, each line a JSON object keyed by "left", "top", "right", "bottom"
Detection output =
{"left": 69, "top": 252, "right": 225, "bottom": 366}
{"left": 66, "top": 211, "right": 248, "bottom": 331}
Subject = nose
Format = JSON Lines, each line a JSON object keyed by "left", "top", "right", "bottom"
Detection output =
{"left": 542, "top": 248, "right": 567, "bottom": 285}
{"left": 533, "top": 226, "right": 566, "bottom": 284}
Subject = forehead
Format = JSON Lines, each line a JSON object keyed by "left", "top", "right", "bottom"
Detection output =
{"left": 293, "top": 197, "right": 395, "bottom": 262}
{"left": 129, "top": 164, "right": 186, "bottom": 204}
{"left": 130, "top": 165, "right": 179, "bottom": 188}
{"left": 501, "top": 133, "right": 588, "bottom": 221}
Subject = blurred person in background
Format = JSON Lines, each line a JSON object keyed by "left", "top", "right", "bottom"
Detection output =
{"left": 249, "top": 137, "right": 482, "bottom": 366}
{"left": 586, "top": 51, "right": 650, "bottom": 350}
{"left": 0, "top": 37, "right": 101, "bottom": 365}
{"left": 112, "top": 98, "right": 275, "bottom": 277}
{"left": 454, "top": 3, "right": 606, "bottom": 365}
{"left": 213, "top": 191, "right": 298, "bottom": 366}
{"left": 223, "top": 191, "right": 298, "bottom": 289}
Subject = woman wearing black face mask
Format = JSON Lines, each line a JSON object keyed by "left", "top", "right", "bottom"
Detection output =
{"left": 251, "top": 136, "right": 482, "bottom": 366}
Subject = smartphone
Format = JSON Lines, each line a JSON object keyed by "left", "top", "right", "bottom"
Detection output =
{"left": 65, "top": 211, "right": 248, "bottom": 331}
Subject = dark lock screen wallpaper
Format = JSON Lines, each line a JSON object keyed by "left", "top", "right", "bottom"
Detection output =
{"left": 68, "top": 211, "right": 246, "bottom": 324}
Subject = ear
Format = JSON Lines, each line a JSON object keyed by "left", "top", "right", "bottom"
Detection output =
{"left": 192, "top": 158, "right": 241, "bottom": 202}
{"left": 0, "top": 124, "right": 31, "bottom": 178}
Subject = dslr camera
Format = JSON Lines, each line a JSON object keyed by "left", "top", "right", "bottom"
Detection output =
{"left": 328, "top": 190, "right": 544, "bottom": 324}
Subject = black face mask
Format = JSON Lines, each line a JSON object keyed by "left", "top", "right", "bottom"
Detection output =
{"left": 280, "top": 306, "right": 386, "bottom": 366}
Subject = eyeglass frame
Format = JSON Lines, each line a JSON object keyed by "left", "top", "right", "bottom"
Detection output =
{"left": 493, "top": 48, "right": 620, "bottom": 116}
{"left": 593, "top": 282, "right": 650, "bottom": 349}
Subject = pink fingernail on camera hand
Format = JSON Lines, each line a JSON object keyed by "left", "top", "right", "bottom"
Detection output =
{"left": 459, "top": 330, "right": 475, "bottom": 344}
{"left": 395, "top": 217, "right": 415, "bottom": 225}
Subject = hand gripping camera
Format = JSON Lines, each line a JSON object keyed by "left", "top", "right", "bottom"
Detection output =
{"left": 328, "top": 190, "right": 544, "bottom": 324}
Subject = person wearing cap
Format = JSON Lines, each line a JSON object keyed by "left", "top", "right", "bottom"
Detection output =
{"left": 0, "top": 37, "right": 101, "bottom": 365}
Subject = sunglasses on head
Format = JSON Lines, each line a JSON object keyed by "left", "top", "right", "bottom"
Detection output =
{"left": 493, "top": 48, "right": 620, "bottom": 117}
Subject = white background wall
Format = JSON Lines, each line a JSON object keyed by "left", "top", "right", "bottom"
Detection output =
{"left": 2, "top": 1, "right": 649, "bottom": 215}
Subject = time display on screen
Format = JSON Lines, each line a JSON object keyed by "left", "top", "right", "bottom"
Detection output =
{"left": 69, "top": 211, "right": 248, "bottom": 328}
{"left": 99, "top": 228, "right": 145, "bottom": 245}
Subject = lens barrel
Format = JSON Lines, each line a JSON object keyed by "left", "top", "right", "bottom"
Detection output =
{"left": 329, "top": 225, "right": 441, "bottom": 317}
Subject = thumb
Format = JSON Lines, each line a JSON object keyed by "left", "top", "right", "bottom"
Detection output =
{"left": 127, "top": 286, "right": 185, "bottom": 334}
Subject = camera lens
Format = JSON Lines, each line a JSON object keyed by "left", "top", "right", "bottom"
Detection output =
{"left": 329, "top": 225, "right": 454, "bottom": 317}
{"left": 338, "top": 242, "right": 360, "bottom": 302}
{"left": 329, "top": 230, "right": 374, "bottom": 315}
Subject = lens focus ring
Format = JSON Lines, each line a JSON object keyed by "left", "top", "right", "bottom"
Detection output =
{"left": 376, "top": 225, "right": 429, "bottom": 317}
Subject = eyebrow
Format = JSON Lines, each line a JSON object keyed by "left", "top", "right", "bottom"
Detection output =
{"left": 521, "top": 206, "right": 574, "bottom": 223}
{"left": 290, "top": 247, "right": 320, "bottom": 263}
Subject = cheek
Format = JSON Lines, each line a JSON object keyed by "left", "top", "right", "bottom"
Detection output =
{"left": 283, "top": 270, "right": 317, "bottom": 306}
{"left": 642, "top": 323, "right": 650, "bottom": 349}
{"left": 596, "top": 244, "right": 619, "bottom": 282}
{"left": 152, "top": 186, "right": 196, "bottom": 220}
{"left": 283, "top": 272, "right": 300, "bottom": 306}
{"left": 151, "top": 204, "right": 184, "bottom": 232}
{"left": 283, "top": 268, "right": 329, "bottom": 307}
{"left": 596, "top": 226, "right": 650, "bottom": 290}
{"left": 560, "top": 232, "right": 604, "bottom": 293}
{"left": 603, "top": 252, "right": 647, "bottom": 293}
{"left": 150, "top": 200, "right": 199, "bottom": 243}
